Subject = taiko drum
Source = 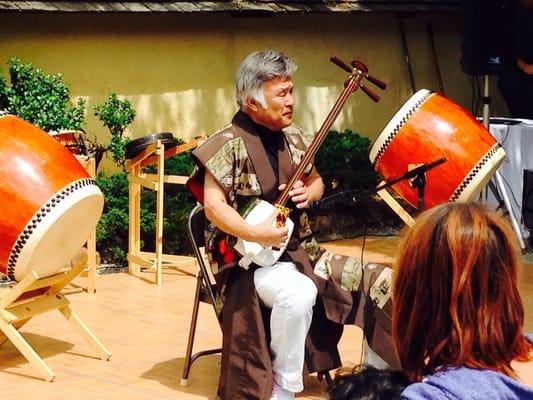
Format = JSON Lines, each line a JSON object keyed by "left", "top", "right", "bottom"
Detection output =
{"left": 0, "top": 114, "right": 104, "bottom": 281}
{"left": 369, "top": 89, "right": 505, "bottom": 209}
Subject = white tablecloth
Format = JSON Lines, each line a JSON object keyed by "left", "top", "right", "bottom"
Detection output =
{"left": 488, "top": 118, "right": 533, "bottom": 238}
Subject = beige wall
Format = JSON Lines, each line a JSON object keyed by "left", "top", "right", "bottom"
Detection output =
{"left": 0, "top": 12, "right": 508, "bottom": 171}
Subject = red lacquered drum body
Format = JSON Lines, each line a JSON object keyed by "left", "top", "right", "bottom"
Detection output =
{"left": 369, "top": 89, "right": 505, "bottom": 209}
{"left": 0, "top": 114, "right": 104, "bottom": 281}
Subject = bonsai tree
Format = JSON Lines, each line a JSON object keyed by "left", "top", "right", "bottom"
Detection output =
{"left": 93, "top": 93, "right": 136, "bottom": 169}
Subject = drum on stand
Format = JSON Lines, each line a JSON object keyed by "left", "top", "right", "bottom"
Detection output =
{"left": 369, "top": 89, "right": 506, "bottom": 209}
{"left": 125, "top": 132, "right": 178, "bottom": 160}
{"left": 0, "top": 115, "right": 104, "bottom": 281}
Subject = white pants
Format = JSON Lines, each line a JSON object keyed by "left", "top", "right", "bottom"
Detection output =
{"left": 253, "top": 261, "right": 317, "bottom": 393}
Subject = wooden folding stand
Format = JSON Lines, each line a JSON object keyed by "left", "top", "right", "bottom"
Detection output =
{"left": 0, "top": 251, "right": 111, "bottom": 382}
{"left": 126, "top": 138, "right": 204, "bottom": 286}
{"left": 376, "top": 182, "right": 415, "bottom": 227}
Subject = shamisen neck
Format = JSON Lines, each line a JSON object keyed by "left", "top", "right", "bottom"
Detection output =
{"left": 276, "top": 75, "right": 362, "bottom": 208}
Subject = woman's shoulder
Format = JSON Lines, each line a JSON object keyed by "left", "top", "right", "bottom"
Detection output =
{"left": 401, "top": 366, "right": 533, "bottom": 400}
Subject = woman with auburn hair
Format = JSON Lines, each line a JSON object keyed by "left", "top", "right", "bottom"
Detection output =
{"left": 393, "top": 202, "right": 533, "bottom": 399}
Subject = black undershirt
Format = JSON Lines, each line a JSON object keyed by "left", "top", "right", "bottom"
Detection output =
{"left": 254, "top": 122, "right": 282, "bottom": 190}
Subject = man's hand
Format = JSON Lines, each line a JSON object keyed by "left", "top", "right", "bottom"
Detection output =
{"left": 278, "top": 168, "right": 324, "bottom": 209}
{"left": 250, "top": 210, "right": 289, "bottom": 248}
{"left": 279, "top": 180, "right": 310, "bottom": 209}
{"left": 204, "top": 171, "right": 289, "bottom": 247}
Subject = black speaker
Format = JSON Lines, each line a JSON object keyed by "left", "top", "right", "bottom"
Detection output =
{"left": 522, "top": 169, "right": 533, "bottom": 231}
{"left": 461, "top": 0, "right": 517, "bottom": 75}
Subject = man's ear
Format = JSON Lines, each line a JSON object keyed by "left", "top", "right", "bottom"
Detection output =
{"left": 246, "top": 96, "right": 260, "bottom": 112}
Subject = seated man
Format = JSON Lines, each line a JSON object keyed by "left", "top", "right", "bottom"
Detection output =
{"left": 187, "top": 50, "right": 396, "bottom": 400}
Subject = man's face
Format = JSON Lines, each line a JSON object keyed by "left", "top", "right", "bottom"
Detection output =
{"left": 248, "top": 76, "right": 294, "bottom": 131}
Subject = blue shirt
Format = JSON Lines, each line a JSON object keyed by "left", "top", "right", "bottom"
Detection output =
{"left": 401, "top": 366, "right": 533, "bottom": 399}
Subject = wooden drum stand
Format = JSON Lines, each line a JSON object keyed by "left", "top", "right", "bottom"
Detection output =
{"left": 0, "top": 251, "right": 111, "bottom": 382}
{"left": 126, "top": 137, "right": 205, "bottom": 286}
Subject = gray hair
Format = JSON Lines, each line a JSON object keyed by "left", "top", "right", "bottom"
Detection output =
{"left": 236, "top": 50, "right": 297, "bottom": 111}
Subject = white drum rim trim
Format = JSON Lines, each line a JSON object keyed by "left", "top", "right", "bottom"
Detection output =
{"left": 6, "top": 178, "right": 103, "bottom": 281}
{"left": 451, "top": 144, "right": 506, "bottom": 203}
{"left": 369, "top": 89, "right": 432, "bottom": 164}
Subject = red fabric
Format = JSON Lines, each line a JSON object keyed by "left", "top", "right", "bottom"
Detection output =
{"left": 218, "top": 239, "right": 235, "bottom": 264}
{"left": 186, "top": 177, "right": 204, "bottom": 204}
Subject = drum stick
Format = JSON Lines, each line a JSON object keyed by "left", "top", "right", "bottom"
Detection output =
{"left": 427, "top": 21, "right": 445, "bottom": 95}
{"left": 399, "top": 18, "right": 416, "bottom": 94}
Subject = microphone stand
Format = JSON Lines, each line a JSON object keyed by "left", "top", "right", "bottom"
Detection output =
{"left": 313, "top": 157, "right": 446, "bottom": 211}
{"left": 411, "top": 172, "right": 427, "bottom": 211}
{"left": 481, "top": 75, "right": 526, "bottom": 249}
{"left": 375, "top": 157, "right": 446, "bottom": 211}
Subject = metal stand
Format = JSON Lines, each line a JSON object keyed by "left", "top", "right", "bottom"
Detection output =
{"left": 482, "top": 74, "right": 526, "bottom": 249}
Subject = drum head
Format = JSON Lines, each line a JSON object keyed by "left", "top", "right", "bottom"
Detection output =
{"left": 125, "top": 132, "right": 178, "bottom": 159}
{"left": 8, "top": 179, "right": 104, "bottom": 281}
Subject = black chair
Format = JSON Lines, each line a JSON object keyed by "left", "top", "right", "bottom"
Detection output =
{"left": 180, "top": 204, "right": 222, "bottom": 386}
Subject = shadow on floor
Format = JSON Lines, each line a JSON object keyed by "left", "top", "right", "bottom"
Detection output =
{"left": 0, "top": 332, "right": 75, "bottom": 379}
{"left": 141, "top": 354, "right": 220, "bottom": 397}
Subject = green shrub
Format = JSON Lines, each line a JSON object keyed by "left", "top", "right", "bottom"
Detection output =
{"left": 0, "top": 73, "right": 9, "bottom": 109}
{"left": 95, "top": 172, "right": 130, "bottom": 264}
{"left": 315, "top": 129, "right": 379, "bottom": 196}
{"left": 0, "top": 58, "right": 85, "bottom": 131}
{"left": 312, "top": 129, "right": 403, "bottom": 238}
